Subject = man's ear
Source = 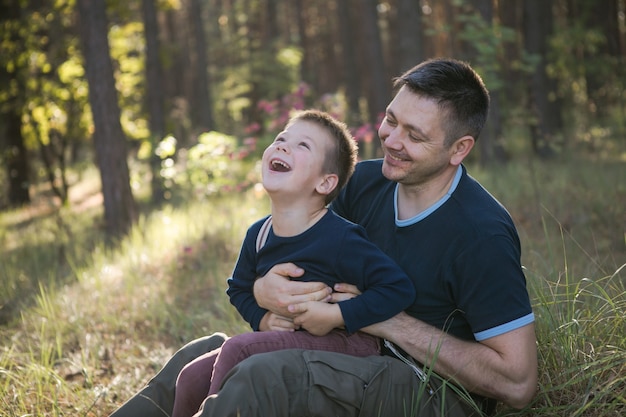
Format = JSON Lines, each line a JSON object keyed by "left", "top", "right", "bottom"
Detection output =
{"left": 450, "top": 136, "right": 475, "bottom": 166}
{"left": 316, "top": 173, "right": 339, "bottom": 196}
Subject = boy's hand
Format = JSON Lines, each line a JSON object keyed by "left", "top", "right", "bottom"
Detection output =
{"left": 259, "top": 311, "right": 300, "bottom": 332}
{"left": 329, "top": 283, "right": 361, "bottom": 302}
{"left": 289, "top": 301, "right": 343, "bottom": 336}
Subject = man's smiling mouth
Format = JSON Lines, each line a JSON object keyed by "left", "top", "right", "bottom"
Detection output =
{"left": 386, "top": 153, "right": 407, "bottom": 162}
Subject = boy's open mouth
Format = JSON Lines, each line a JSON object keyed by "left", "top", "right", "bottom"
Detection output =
{"left": 270, "top": 159, "right": 291, "bottom": 172}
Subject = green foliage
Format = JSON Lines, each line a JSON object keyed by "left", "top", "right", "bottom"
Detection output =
{"left": 108, "top": 21, "right": 150, "bottom": 142}
{"left": 0, "top": 0, "right": 91, "bottom": 205}
{"left": 156, "top": 131, "right": 260, "bottom": 200}
{"left": 212, "top": 45, "right": 303, "bottom": 134}
{"left": 549, "top": 11, "right": 626, "bottom": 137}
{"left": 454, "top": 0, "right": 517, "bottom": 92}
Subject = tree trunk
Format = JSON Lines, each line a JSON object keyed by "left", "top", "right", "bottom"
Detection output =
{"left": 189, "top": 0, "right": 214, "bottom": 133}
{"left": 337, "top": 0, "right": 362, "bottom": 127}
{"left": 359, "top": 0, "right": 388, "bottom": 157}
{"left": 163, "top": 7, "right": 192, "bottom": 146}
{"left": 523, "top": 0, "right": 562, "bottom": 158}
{"left": 4, "top": 109, "right": 31, "bottom": 207}
{"left": 295, "top": 0, "right": 314, "bottom": 88}
{"left": 394, "top": 0, "right": 425, "bottom": 74}
{"left": 142, "top": 0, "right": 166, "bottom": 204}
{"left": 0, "top": 0, "right": 31, "bottom": 207}
{"left": 76, "top": 0, "right": 137, "bottom": 239}
{"left": 580, "top": 0, "right": 623, "bottom": 119}
{"left": 498, "top": 0, "right": 524, "bottom": 107}
{"left": 470, "top": 0, "right": 507, "bottom": 165}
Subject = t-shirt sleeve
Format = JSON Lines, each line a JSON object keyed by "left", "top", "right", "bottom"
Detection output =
{"left": 452, "top": 234, "right": 534, "bottom": 340}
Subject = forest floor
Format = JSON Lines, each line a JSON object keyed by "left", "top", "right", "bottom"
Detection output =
{"left": 0, "top": 157, "right": 625, "bottom": 416}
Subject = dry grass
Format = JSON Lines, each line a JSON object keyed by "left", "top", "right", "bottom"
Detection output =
{"left": 0, "top": 157, "right": 624, "bottom": 416}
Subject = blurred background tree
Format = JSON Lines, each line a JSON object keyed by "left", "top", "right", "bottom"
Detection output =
{"left": 0, "top": 0, "right": 624, "bottom": 239}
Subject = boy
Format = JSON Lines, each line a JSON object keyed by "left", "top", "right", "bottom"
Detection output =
{"left": 171, "top": 110, "right": 415, "bottom": 416}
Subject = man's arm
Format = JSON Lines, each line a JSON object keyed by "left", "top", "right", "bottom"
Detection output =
{"left": 366, "top": 312, "right": 537, "bottom": 409}
{"left": 329, "top": 283, "right": 537, "bottom": 409}
{"left": 257, "top": 268, "right": 538, "bottom": 408}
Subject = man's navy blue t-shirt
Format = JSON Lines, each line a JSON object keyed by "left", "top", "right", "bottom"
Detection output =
{"left": 331, "top": 160, "right": 534, "bottom": 342}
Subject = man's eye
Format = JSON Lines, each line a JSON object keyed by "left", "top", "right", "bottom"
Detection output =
{"left": 299, "top": 142, "right": 310, "bottom": 149}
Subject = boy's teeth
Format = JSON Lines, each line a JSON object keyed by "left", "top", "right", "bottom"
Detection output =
{"left": 271, "top": 160, "right": 290, "bottom": 171}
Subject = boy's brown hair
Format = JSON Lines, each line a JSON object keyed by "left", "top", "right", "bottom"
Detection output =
{"left": 287, "top": 110, "right": 358, "bottom": 204}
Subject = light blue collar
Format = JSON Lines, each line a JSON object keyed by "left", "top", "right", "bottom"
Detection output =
{"left": 394, "top": 165, "right": 463, "bottom": 227}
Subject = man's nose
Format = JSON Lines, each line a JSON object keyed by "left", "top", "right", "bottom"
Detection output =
{"left": 382, "top": 126, "right": 401, "bottom": 147}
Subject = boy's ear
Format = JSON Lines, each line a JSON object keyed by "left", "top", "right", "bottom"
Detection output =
{"left": 317, "top": 173, "right": 339, "bottom": 196}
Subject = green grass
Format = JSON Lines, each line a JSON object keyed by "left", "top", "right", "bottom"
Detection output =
{"left": 0, "top": 157, "right": 624, "bottom": 416}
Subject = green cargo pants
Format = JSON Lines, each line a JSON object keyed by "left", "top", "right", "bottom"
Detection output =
{"left": 197, "top": 349, "right": 486, "bottom": 417}
{"left": 109, "top": 333, "right": 227, "bottom": 417}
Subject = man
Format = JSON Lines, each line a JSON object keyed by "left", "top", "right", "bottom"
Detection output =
{"left": 110, "top": 58, "right": 537, "bottom": 417}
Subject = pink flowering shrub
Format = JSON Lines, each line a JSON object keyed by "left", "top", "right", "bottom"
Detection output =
{"left": 156, "top": 85, "right": 382, "bottom": 200}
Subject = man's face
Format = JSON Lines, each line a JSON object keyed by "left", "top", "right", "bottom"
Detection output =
{"left": 378, "top": 87, "right": 456, "bottom": 186}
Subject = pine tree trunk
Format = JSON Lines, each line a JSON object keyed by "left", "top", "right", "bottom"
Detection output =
{"left": 76, "top": 0, "right": 137, "bottom": 239}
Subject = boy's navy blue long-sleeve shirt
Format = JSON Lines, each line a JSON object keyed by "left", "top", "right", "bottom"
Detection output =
{"left": 227, "top": 210, "right": 416, "bottom": 333}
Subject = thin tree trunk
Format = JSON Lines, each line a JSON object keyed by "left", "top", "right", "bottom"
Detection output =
{"left": 295, "top": 0, "right": 314, "bottom": 88}
{"left": 76, "top": 0, "right": 137, "bottom": 239}
{"left": 395, "top": 0, "right": 424, "bottom": 73}
{"left": 337, "top": 0, "right": 361, "bottom": 127}
{"left": 360, "top": 0, "right": 388, "bottom": 157}
{"left": 189, "top": 0, "right": 213, "bottom": 133}
{"left": 581, "top": 0, "right": 622, "bottom": 119}
{"left": 4, "top": 109, "right": 31, "bottom": 206}
{"left": 523, "top": 0, "right": 562, "bottom": 158}
{"left": 0, "top": 0, "right": 31, "bottom": 207}
{"left": 142, "top": 0, "right": 166, "bottom": 204}
{"left": 471, "top": 0, "right": 507, "bottom": 164}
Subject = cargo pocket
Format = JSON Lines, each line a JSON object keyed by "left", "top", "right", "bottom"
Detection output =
{"left": 359, "top": 357, "right": 425, "bottom": 417}
{"left": 304, "top": 351, "right": 389, "bottom": 417}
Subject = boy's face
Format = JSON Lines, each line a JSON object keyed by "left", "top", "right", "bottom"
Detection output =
{"left": 261, "top": 119, "right": 333, "bottom": 198}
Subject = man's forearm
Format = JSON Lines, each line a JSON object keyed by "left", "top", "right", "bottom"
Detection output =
{"left": 365, "top": 313, "right": 537, "bottom": 409}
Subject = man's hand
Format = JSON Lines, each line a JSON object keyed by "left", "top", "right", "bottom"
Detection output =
{"left": 253, "top": 263, "right": 332, "bottom": 317}
{"left": 258, "top": 312, "right": 300, "bottom": 332}
{"left": 289, "top": 301, "right": 343, "bottom": 336}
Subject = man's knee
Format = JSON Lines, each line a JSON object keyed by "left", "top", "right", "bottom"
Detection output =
{"left": 156, "top": 333, "right": 227, "bottom": 377}
{"left": 177, "top": 333, "right": 228, "bottom": 356}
